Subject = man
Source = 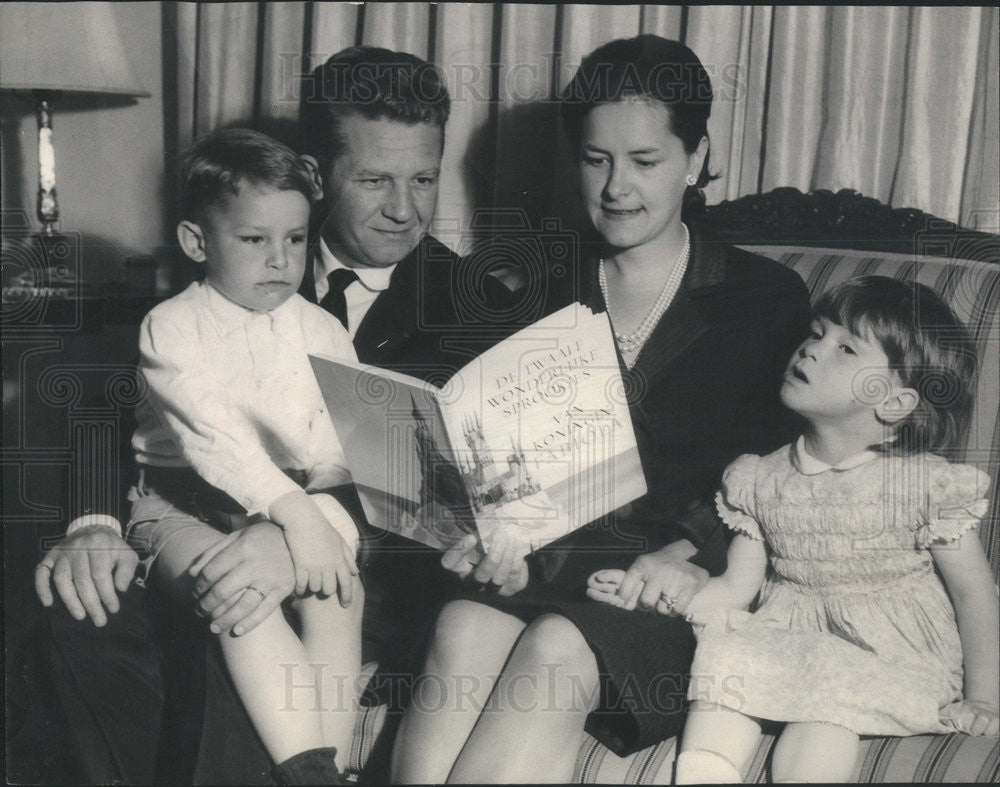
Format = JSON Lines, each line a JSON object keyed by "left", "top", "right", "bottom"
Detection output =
{"left": 29, "top": 46, "right": 523, "bottom": 784}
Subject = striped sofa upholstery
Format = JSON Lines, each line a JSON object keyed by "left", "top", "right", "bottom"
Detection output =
{"left": 345, "top": 246, "right": 1000, "bottom": 783}
{"left": 345, "top": 707, "right": 999, "bottom": 783}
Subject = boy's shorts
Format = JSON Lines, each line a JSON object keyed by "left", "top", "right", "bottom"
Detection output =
{"left": 126, "top": 466, "right": 360, "bottom": 582}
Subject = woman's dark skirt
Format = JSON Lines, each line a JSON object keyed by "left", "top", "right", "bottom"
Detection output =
{"left": 457, "top": 565, "right": 695, "bottom": 757}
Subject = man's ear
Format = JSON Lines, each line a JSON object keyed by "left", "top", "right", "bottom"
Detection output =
{"left": 299, "top": 155, "right": 326, "bottom": 202}
{"left": 875, "top": 386, "right": 920, "bottom": 424}
{"left": 177, "top": 220, "right": 207, "bottom": 263}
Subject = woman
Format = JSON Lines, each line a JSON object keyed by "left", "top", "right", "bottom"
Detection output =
{"left": 391, "top": 35, "right": 812, "bottom": 783}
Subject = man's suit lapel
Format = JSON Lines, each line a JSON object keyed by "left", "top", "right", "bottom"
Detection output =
{"left": 302, "top": 237, "right": 424, "bottom": 364}
{"left": 352, "top": 243, "right": 422, "bottom": 364}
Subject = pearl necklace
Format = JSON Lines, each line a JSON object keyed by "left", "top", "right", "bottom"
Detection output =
{"left": 599, "top": 224, "right": 690, "bottom": 355}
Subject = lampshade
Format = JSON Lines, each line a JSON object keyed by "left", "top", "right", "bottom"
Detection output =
{"left": 0, "top": 2, "right": 149, "bottom": 97}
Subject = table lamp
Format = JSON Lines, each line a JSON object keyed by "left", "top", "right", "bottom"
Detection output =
{"left": 1, "top": 2, "right": 150, "bottom": 237}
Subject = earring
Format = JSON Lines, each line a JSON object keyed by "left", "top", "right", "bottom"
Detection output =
{"left": 686, "top": 174, "right": 697, "bottom": 187}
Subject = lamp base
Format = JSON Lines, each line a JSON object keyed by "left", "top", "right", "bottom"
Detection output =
{"left": 34, "top": 91, "right": 61, "bottom": 232}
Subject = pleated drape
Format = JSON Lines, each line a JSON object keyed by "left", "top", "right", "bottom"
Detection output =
{"left": 166, "top": 2, "right": 999, "bottom": 237}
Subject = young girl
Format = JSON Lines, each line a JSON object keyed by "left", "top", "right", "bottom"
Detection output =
{"left": 590, "top": 275, "right": 999, "bottom": 782}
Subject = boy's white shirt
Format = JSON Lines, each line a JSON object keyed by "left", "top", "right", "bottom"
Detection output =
{"left": 69, "top": 245, "right": 390, "bottom": 538}
{"left": 131, "top": 280, "right": 355, "bottom": 516}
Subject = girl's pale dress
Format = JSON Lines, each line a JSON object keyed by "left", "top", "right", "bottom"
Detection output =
{"left": 688, "top": 439, "right": 990, "bottom": 735}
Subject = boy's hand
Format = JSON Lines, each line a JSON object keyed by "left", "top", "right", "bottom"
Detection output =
{"left": 268, "top": 491, "right": 358, "bottom": 604}
{"left": 940, "top": 699, "right": 1000, "bottom": 737}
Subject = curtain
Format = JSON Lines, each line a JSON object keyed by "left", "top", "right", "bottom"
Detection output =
{"left": 165, "top": 2, "right": 999, "bottom": 238}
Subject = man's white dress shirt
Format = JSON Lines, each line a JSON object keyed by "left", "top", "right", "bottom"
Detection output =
{"left": 312, "top": 238, "right": 395, "bottom": 339}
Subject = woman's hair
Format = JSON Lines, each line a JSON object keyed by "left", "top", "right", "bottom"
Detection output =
{"left": 560, "top": 35, "right": 717, "bottom": 190}
{"left": 299, "top": 45, "right": 451, "bottom": 168}
{"left": 180, "top": 127, "right": 314, "bottom": 223}
{"left": 813, "top": 276, "right": 978, "bottom": 454}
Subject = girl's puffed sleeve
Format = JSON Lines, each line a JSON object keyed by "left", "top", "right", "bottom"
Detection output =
{"left": 916, "top": 459, "right": 991, "bottom": 548}
{"left": 714, "top": 454, "right": 764, "bottom": 541}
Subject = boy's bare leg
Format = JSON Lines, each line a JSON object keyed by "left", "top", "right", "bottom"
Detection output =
{"left": 153, "top": 528, "right": 325, "bottom": 764}
{"left": 295, "top": 580, "right": 365, "bottom": 764}
{"left": 391, "top": 600, "right": 526, "bottom": 784}
{"left": 218, "top": 610, "right": 328, "bottom": 762}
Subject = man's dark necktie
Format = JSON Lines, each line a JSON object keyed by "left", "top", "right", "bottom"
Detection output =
{"left": 319, "top": 268, "right": 359, "bottom": 330}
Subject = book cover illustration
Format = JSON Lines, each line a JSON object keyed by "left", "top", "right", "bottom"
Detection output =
{"left": 310, "top": 303, "right": 646, "bottom": 552}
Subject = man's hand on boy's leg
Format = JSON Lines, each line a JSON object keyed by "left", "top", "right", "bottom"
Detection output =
{"left": 191, "top": 522, "right": 295, "bottom": 636}
{"left": 35, "top": 526, "right": 139, "bottom": 627}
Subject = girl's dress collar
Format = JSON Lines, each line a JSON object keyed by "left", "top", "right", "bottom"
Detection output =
{"left": 791, "top": 435, "right": 881, "bottom": 476}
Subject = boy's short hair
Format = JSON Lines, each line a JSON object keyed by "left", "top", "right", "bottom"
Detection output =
{"left": 813, "top": 275, "right": 978, "bottom": 454}
{"left": 299, "top": 46, "right": 450, "bottom": 167}
{"left": 180, "top": 127, "right": 314, "bottom": 223}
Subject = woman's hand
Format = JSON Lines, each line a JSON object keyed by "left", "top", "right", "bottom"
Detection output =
{"left": 940, "top": 699, "right": 1000, "bottom": 737}
{"left": 189, "top": 522, "right": 296, "bottom": 636}
{"left": 441, "top": 530, "right": 530, "bottom": 597}
{"left": 590, "top": 541, "right": 709, "bottom": 615}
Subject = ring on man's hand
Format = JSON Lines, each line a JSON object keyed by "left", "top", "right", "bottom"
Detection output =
{"left": 659, "top": 593, "right": 678, "bottom": 611}
{"left": 244, "top": 586, "right": 265, "bottom": 598}
{"left": 36, "top": 562, "right": 52, "bottom": 573}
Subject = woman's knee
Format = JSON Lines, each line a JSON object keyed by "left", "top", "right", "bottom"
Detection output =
{"left": 498, "top": 616, "right": 599, "bottom": 715}
{"left": 516, "top": 615, "right": 598, "bottom": 683}
{"left": 425, "top": 600, "right": 495, "bottom": 664}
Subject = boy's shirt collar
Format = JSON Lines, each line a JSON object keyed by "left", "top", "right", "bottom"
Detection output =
{"left": 792, "top": 434, "right": 881, "bottom": 476}
{"left": 201, "top": 280, "right": 293, "bottom": 336}
{"left": 316, "top": 237, "right": 396, "bottom": 294}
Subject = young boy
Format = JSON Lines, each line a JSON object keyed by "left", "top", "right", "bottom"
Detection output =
{"left": 128, "top": 128, "right": 361, "bottom": 784}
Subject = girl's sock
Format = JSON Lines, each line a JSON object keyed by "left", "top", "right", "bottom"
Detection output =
{"left": 675, "top": 748, "right": 742, "bottom": 783}
{"left": 272, "top": 746, "right": 343, "bottom": 785}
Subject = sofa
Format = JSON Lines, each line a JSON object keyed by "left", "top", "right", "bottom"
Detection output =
{"left": 6, "top": 190, "right": 998, "bottom": 784}
{"left": 340, "top": 190, "right": 1000, "bottom": 783}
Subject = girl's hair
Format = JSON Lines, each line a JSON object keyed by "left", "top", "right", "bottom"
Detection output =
{"left": 813, "top": 276, "right": 978, "bottom": 454}
{"left": 560, "top": 35, "right": 718, "bottom": 191}
{"left": 180, "top": 127, "right": 314, "bottom": 223}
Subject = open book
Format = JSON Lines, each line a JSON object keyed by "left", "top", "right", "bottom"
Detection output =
{"left": 309, "top": 303, "right": 646, "bottom": 552}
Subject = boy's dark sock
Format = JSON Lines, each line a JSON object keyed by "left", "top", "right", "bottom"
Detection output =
{"left": 272, "top": 746, "right": 344, "bottom": 785}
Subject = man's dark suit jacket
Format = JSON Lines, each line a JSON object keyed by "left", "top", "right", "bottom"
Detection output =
{"left": 301, "top": 234, "right": 520, "bottom": 377}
